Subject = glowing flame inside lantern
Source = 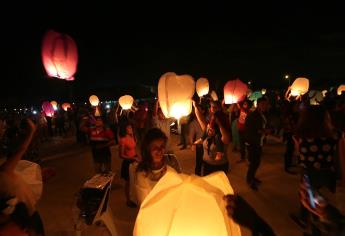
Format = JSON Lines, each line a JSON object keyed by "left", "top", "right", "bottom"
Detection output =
{"left": 42, "top": 101, "right": 54, "bottom": 117}
{"left": 61, "top": 103, "right": 71, "bottom": 111}
{"left": 224, "top": 79, "right": 248, "bottom": 104}
{"left": 169, "top": 101, "right": 193, "bottom": 120}
{"left": 89, "top": 95, "right": 99, "bottom": 106}
{"left": 261, "top": 88, "right": 266, "bottom": 95}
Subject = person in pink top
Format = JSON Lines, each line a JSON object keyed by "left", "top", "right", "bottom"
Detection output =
{"left": 119, "top": 122, "right": 141, "bottom": 208}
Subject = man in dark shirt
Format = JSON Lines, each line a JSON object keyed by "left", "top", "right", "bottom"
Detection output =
{"left": 244, "top": 97, "right": 270, "bottom": 190}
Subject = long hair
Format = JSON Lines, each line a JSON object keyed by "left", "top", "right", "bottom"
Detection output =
{"left": 295, "top": 106, "right": 334, "bottom": 138}
{"left": 137, "top": 128, "right": 167, "bottom": 173}
{"left": 118, "top": 121, "right": 132, "bottom": 138}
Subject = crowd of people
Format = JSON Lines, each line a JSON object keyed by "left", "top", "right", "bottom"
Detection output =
{"left": 0, "top": 88, "right": 344, "bottom": 235}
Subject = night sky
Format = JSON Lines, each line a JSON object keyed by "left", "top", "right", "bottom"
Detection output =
{"left": 2, "top": 2, "right": 345, "bottom": 106}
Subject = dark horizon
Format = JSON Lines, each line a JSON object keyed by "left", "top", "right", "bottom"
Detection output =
{"left": 2, "top": 2, "right": 345, "bottom": 107}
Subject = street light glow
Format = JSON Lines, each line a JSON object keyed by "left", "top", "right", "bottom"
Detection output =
{"left": 285, "top": 75, "right": 289, "bottom": 79}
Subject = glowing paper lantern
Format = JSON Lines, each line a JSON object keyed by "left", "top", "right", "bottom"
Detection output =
{"left": 261, "top": 88, "right": 267, "bottom": 95}
{"left": 196, "top": 78, "right": 209, "bottom": 97}
{"left": 290, "top": 77, "right": 309, "bottom": 96}
{"left": 119, "top": 95, "right": 134, "bottom": 110}
{"left": 89, "top": 95, "right": 99, "bottom": 106}
{"left": 210, "top": 90, "right": 218, "bottom": 101}
{"left": 309, "top": 90, "right": 324, "bottom": 105}
{"left": 50, "top": 101, "right": 58, "bottom": 110}
{"left": 337, "top": 84, "right": 345, "bottom": 95}
{"left": 224, "top": 79, "right": 248, "bottom": 104}
{"left": 41, "top": 30, "right": 78, "bottom": 81}
{"left": 134, "top": 170, "right": 241, "bottom": 236}
{"left": 42, "top": 101, "right": 54, "bottom": 117}
{"left": 158, "top": 72, "right": 195, "bottom": 119}
{"left": 61, "top": 103, "right": 71, "bottom": 111}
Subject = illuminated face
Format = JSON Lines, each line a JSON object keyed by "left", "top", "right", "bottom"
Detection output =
{"left": 126, "top": 125, "right": 133, "bottom": 135}
{"left": 149, "top": 139, "right": 166, "bottom": 164}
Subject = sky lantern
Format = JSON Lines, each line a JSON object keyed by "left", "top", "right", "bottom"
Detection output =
{"left": 134, "top": 170, "right": 241, "bottom": 236}
{"left": 249, "top": 91, "right": 263, "bottom": 101}
{"left": 158, "top": 72, "right": 195, "bottom": 120}
{"left": 41, "top": 30, "right": 78, "bottom": 81}
{"left": 119, "top": 95, "right": 134, "bottom": 110}
{"left": 337, "top": 84, "right": 345, "bottom": 95}
{"left": 50, "top": 101, "right": 58, "bottom": 110}
{"left": 196, "top": 77, "right": 209, "bottom": 97}
{"left": 61, "top": 103, "right": 71, "bottom": 111}
{"left": 42, "top": 101, "right": 54, "bottom": 117}
{"left": 89, "top": 95, "right": 99, "bottom": 106}
{"left": 261, "top": 88, "right": 267, "bottom": 95}
{"left": 290, "top": 77, "right": 309, "bottom": 96}
{"left": 210, "top": 90, "right": 218, "bottom": 101}
{"left": 224, "top": 79, "right": 248, "bottom": 104}
{"left": 322, "top": 90, "right": 328, "bottom": 97}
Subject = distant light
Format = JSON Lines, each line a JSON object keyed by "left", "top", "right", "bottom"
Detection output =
{"left": 32, "top": 110, "right": 38, "bottom": 115}
{"left": 20, "top": 109, "right": 22, "bottom": 111}
{"left": 84, "top": 102, "right": 87, "bottom": 105}
{"left": 106, "top": 104, "right": 110, "bottom": 109}
{"left": 14, "top": 109, "right": 16, "bottom": 111}
{"left": 285, "top": 75, "right": 289, "bottom": 79}
{"left": 101, "top": 102, "right": 103, "bottom": 104}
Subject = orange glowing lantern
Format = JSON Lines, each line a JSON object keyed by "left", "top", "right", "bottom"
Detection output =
{"left": 290, "top": 77, "right": 309, "bottom": 96}
{"left": 210, "top": 90, "right": 218, "bottom": 101}
{"left": 337, "top": 84, "right": 345, "bottom": 95}
{"left": 89, "top": 95, "right": 99, "bottom": 106}
{"left": 42, "top": 101, "right": 54, "bottom": 117}
{"left": 158, "top": 72, "right": 195, "bottom": 119}
{"left": 61, "top": 103, "right": 71, "bottom": 111}
{"left": 224, "top": 79, "right": 248, "bottom": 104}
{"left": 41, "top": 30, "right": 78, "bottom": 81}
{"left": 134, "top": 170, "right": 241, "bottom": 236}
{"left": 50, "top": 101, "right": 58, "bottom": 110}
{"left": 196, "top": 77, "right": 209, "bottom": 97}
{"left": 119, "top": 95, "right": 134, "bottom": 110}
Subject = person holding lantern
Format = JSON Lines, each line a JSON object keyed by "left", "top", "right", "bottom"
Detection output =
{"left": 118, "top": 122, "right": 141, "bottom": 208}
{"left": 237, "top": 100, "right": 252, "bottom": 163}
{"left": 244, "top": 97, "right": 271, "bottom": 191}
{"left": 193, "top": 100, "right": 231, "bottom": 176}
{"left": 134, "top": 128, "right": 180, "bottom": 205}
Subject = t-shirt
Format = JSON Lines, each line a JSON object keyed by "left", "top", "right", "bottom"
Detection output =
{"left": 202, "top": 134, "right": 228, "bottom": 165}
{"left": 119, "top": 136, "right": 137, "bottom": 158}
{"left": 89, "top": 126, "right": 114, "bottom": 158}
{"left": 237, "top": 109, "right": 249, "bottom": 131}
{"left": 298, "top": 136, "right": 338, "bottom": 171}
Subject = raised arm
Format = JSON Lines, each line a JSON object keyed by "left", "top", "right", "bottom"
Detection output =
{"left": 0, "top": 118, "right": 37, "bottom": 173}
{"left": 193, "top": 101, "right": 207, "bottom": 132}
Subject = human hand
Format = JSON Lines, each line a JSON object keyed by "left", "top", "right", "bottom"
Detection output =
{"left": 191, "top": 144, "right": 195, "bottom": 152}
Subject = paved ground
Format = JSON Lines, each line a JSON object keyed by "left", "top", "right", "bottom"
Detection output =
{"left": 36, "top": 134, "right": 345, "bottom": 236}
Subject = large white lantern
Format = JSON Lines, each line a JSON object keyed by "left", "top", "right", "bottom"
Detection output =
{"left": 119, "top": 95, "right": 134, "bottom": 110}
{"left": 290, "top": 77, "right": 309, "bottom": 96}
{"left": 337, "top": 84, "right": 345, "bottom": 95}
{"left": 134, "top": 170, "right": 241, "bottom": 236}
{"left": 89, "top": 95, "right": 99, "bottom": 106}
{"left": 158, "top": 72, "right": 195, "bottom": 120}
{"left": 224, "top": 79, "right": 248, "bottom": 104}
{"left": 196, "top": 77, "right": 209, "bottom": 97}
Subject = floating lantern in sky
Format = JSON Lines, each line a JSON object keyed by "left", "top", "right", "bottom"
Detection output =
{"left": 196, "top": 77, "right": 209, "bottom": 97}
{"left": 290, "top": 77, "right": 309, "bottom": 96}
{"left": 119, "top": 95, "right": 134, "bottom": 110}
{"left": 42, "top": 101, "right": 54, "bottom": 117}
{"left": 89, "top": 95, "right": 99, "bottom": 106}
{"left": 224, "top": 79, "right": 248, "bottom": 104}
{"left": 61, "top": 103, "right": 71, "bottom": 111}
{"left": 337, "top": 84, "right": 345, "bottom": 95}
{"left": 50, "top": 101, "right": 58, "bottom": 110}
{"left": 158, "top": 72, "right": 195, "bottom": 120}
{"left": 210, "top": 90, "right": 218, "bottom": 101}
{"left": 134, "top": 170, "right": 241, "bottom": 236}
{"left": 41, "top": 30, "right": 78, "bottom": 81}
{"left": 261, "top": 88, "right": 267, "bottom": 95}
